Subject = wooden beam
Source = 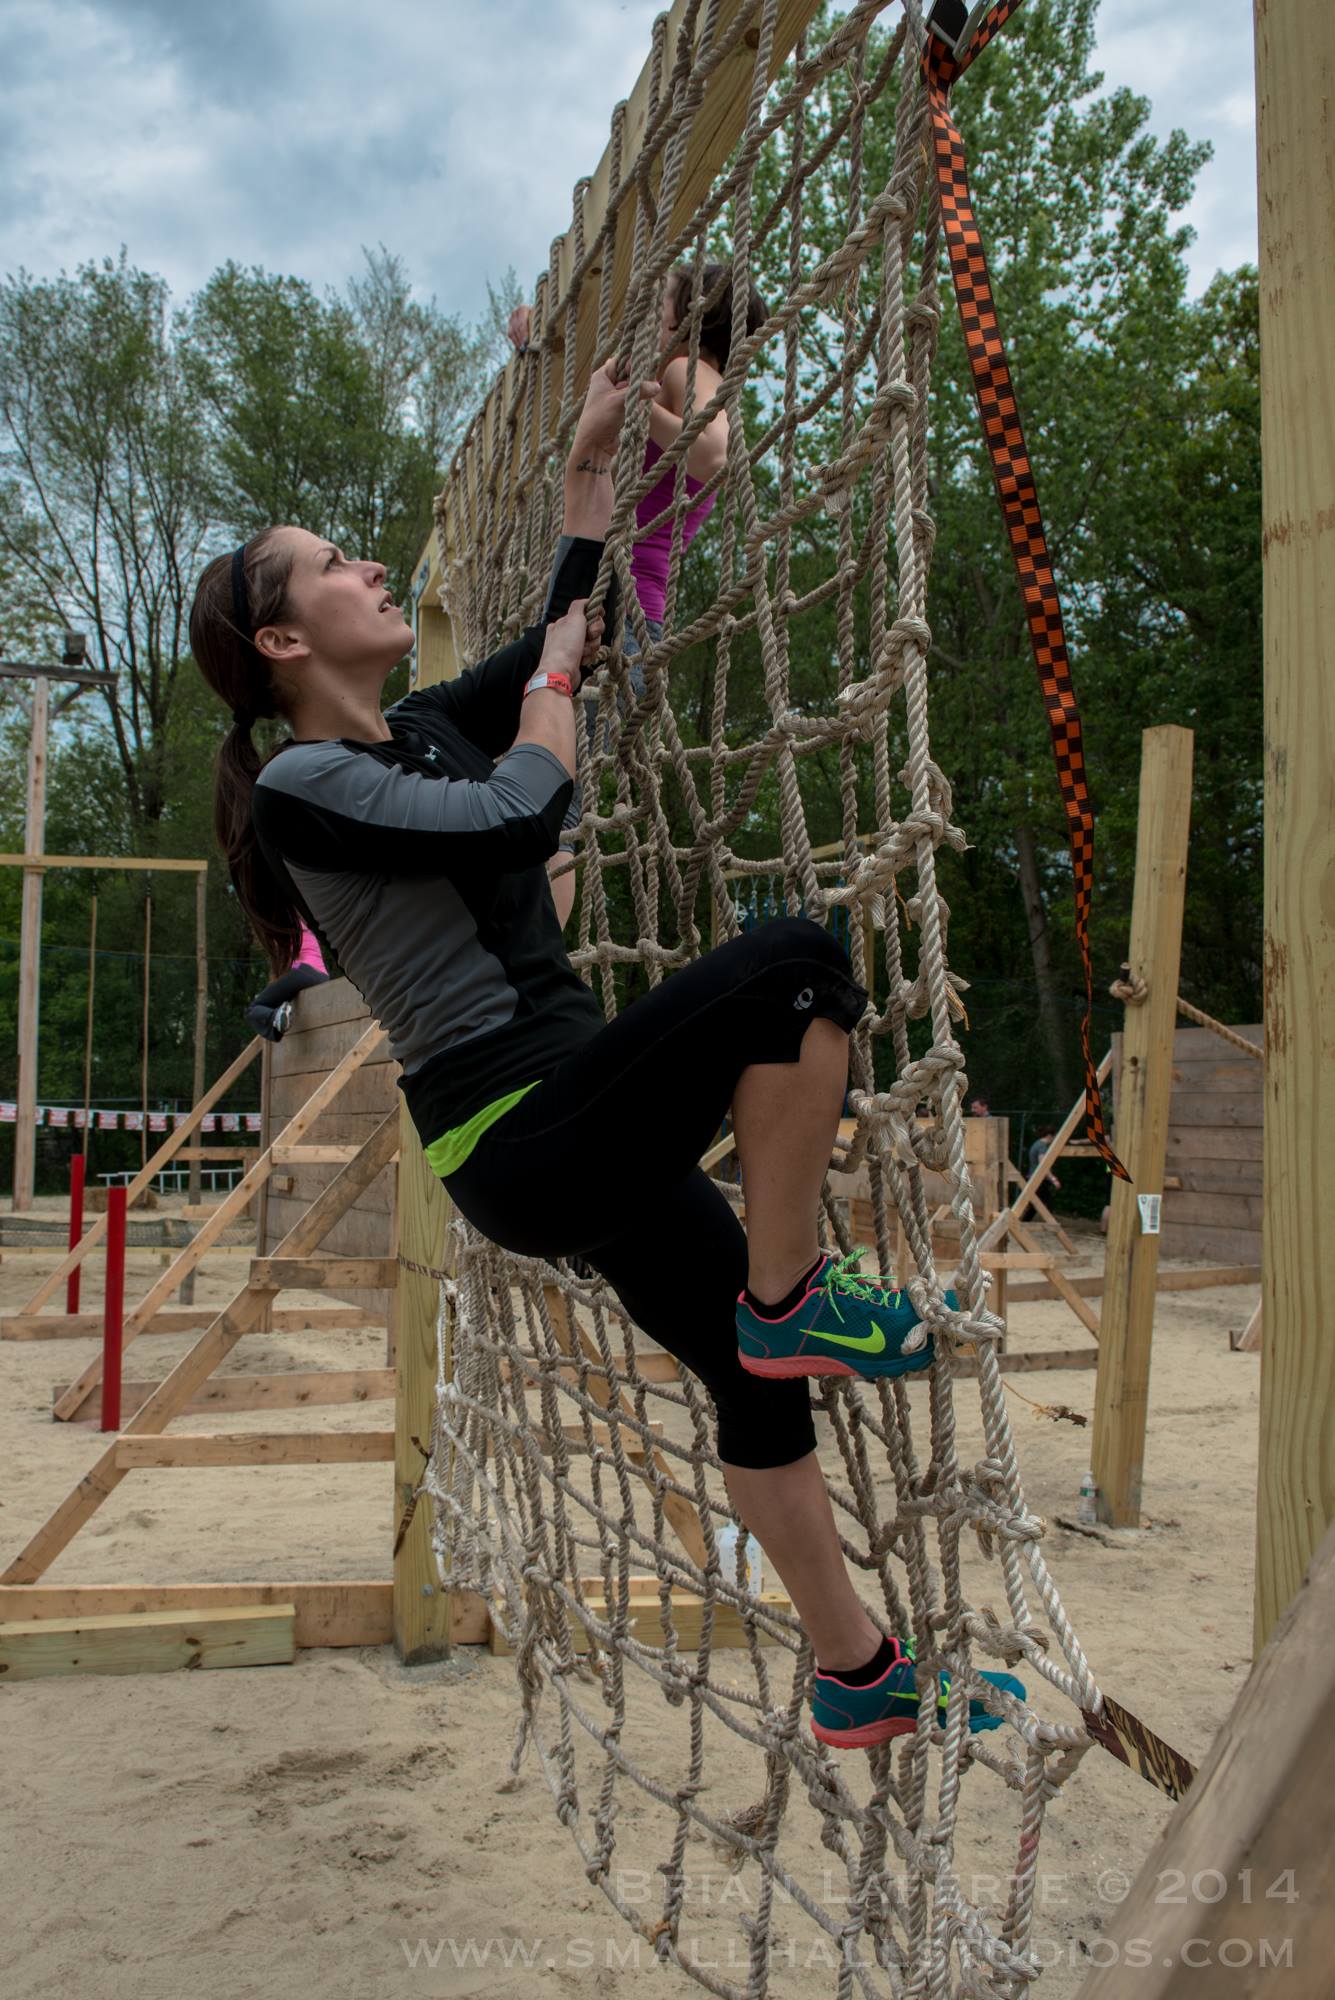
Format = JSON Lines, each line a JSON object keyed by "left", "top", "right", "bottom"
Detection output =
{"left": 392, "top": 1106, "right": 454, "bottom": 1664}
{"left": 1009, "top": 1215, "right": 1102, "bottom": 1341}
{"left": 1078, "top": 1516, "right": 1335, "bottom": 1996}
{"left": 980, "top": 1049, "right": 1115, "bottom": 1251}
{"left": 7, "top": 1305, "right": 374, "bottom": 1342}
{"left": 506, "top": 1348, "right": 682, "bottom": 1388}
{"left": 2, "top": 1109, "right": 402, "bottom": 1586}
{"left": 63, "top": 1368, "right": 395, "bottom": 1420}
{"left": 487, "top": 1586, "right": 789, "bottom": 1657}
{"left": 15, "top": 1036, "right": 264, "bottom": 1318}
{"left": 249, "top": 1256, "right": 397, "bottom": 1291}
{"left": 951, "top": 1346, "right": 1097, "bottom": 1379}
{"left": 1253, "top": 0, "right": 1335, "bottom": 1653}
{"left": 0, "top": 1581, "right": 398, "bottom": 1650}
{"left": 1092, "top": 727, "right": 1194, "bottom": 1526}
{"left": 1008, "top": 1264, "right": 1262, "bottom": 1306}
{"left": 113, "top": 1431, "right": 393, "bottom": 1468}
{"left": 271, "top": 1143, "right": 360, "bottom": 1164}
{"left": 0, "top": 853, "right": 209, "bottom": 872}
{"left": 13, "top": 674, "right": 48, "bottom": 1212}
{"left": 1231, "top": 1299, "right": 1263, "bottom": 1355}
{"left": 52, "top": 1024, "right": 384, "bottom": 1420}
{"left": 0, "top": 1603, "right": 295, "bottom": 1680}
{"left": 542, "top": 1283, "right": 710, "bottom": 1571}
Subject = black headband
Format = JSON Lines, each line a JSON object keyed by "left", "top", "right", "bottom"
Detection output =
{"left": 230, "top": 545, "right": 253, "bottom": 642}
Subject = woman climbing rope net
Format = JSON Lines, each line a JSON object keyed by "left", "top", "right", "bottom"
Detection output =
{"left": 191, "top": 352, "right": 1021, "bottom": 1752}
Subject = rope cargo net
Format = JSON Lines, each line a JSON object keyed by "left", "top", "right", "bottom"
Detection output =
{"left": 422, "top": 4, "right": 1103, "bottom": 1992}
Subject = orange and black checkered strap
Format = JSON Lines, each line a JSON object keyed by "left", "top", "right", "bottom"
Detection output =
{"left": 923, "top": 4, "right": 1128, "bottom": 1178}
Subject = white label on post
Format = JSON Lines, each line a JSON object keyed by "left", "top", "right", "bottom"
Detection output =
{"left": 1137, "top": 1192, "right": 1162, "bottom": 1235}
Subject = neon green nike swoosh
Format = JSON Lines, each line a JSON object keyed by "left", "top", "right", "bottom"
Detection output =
{"left": 808, "top": 1321, "right": 886, "bottom": 1354}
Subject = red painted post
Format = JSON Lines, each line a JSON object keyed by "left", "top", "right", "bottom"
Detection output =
{"left": 100, "top": 1185, "right": 126, "bottom": 1433}
{"left": 67, "top": 1153, "right": 86, "bottom": 1314}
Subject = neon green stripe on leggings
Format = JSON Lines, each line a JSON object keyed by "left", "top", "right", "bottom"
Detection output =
{"left": 424, "top": 1080, "right": 541, "bottom": 1180}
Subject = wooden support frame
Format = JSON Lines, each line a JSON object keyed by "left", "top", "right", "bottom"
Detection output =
{"left": 1078, "top": 1516, "right": 1335, "bottom": 1995}
{"left": 542, "top": 1283, "right": 711, "bottom": 1571}
{"left": 48, "top": 1024, "right": 384, "bottom": 1421}
{"left": 1253, "top": 0, "right": 1335, "bottom": 1653}
{"left": 1091, "top": 726, "right": 1194, "bottom": 1527}
{"left": 2, "top": 846, "right": 211, "bottom": 1215}
{"left": 2, "top": 1105, "right": 402, "bottom": 1589}
{"left": 4, "top": 1040, "right": 262, "bottom": 1326}
{"left": 0, "top": 1604, "right": 296, "bottom": 1680}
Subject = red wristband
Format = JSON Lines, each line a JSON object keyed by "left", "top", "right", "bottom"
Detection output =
{"left": 523, "top": 669, "right": 574, "bottom": 700}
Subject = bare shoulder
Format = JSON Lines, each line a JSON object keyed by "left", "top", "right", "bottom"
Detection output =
{"left": 662, "top": 352, "right": 726, "bottom": 417}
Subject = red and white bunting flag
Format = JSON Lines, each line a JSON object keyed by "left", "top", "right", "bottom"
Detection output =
{"left": 149, "top": 1111, "right": 168, "bottom": 1132}
{"left": 98, "top": 1109, "right": 119, "bottom": 1131}
{"left": 245, "top": 1111, "right": 262, "bottom": 1133}
{"left": 0, "top": 1102, "right": 16, "bottom": 1124}
{"left": 220, "top": 1111, "right": 240, "bottom": 1132}
{"left": 49, "top": 1107, "right": 71, "bottom": 1129}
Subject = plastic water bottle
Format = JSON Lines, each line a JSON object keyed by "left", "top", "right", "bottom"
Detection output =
{"left": 1077, "top": 1469, "right": 1098, "bottom": 1525}
{"left": 717, "top": 1522, "right": 764, "bottom": 1596}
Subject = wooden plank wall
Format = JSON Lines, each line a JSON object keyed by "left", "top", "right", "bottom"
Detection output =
{"left": 1135, "top": 1024, "right": 1263, "bottom": 1264}
{"left": 265, "top": 980, "right": 398, "bottom": 1320}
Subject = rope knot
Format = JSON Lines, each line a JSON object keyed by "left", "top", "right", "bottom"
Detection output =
{"left": 1110, "top": 961, "right": 1148, "bottom": 1005}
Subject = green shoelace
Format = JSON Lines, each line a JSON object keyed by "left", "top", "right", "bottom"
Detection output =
{"left": 822, "top": 1248, "right": 907, "bottom": 1322}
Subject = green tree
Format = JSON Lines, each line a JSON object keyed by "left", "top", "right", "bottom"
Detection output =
{"left": 0, "top": 255, "right": 213, "bottom": 831}
{"left": 185, "top": 246, "right": 485, "bottom": 601}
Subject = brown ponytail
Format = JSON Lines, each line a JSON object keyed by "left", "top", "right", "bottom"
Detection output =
{"left": 668, "top": 262, "right": 767, "bottom": 372}
{"left": 189, "top": 528, "right": 301, "bottom": 974}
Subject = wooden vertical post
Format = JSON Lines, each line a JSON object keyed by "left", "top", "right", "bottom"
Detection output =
{"left": 392, "top": 1105, "right": 454, "bottom": 1662}
{"left": 82, "top": 892, "right": 97, "bottom": 1162}
{"left": 67, "top": 1154, "right": 85, "bottom": 1315}
{"left": 1091, "top": 725, "right": 1193, "bottom": 1527}
{"left": 189, "top": 869, "right": 207, "bottom": 1213}
{"left": 100, "top": 1185, "right": 126, "bottom": 1433}
{"left": 181, "top": 870, "right": 207, "bottom": 1307}
{"left": 14, "top": 674, "right": 49, "bottom": 1210}
{"left": 1253, "top": 0, "right": 1335, "bottom": 1650}
{"left": 391, "top": 599, "right": 462, "bottom": 1664}
{"left": 140, "top": 890, "right": 152, "bottom": 1170}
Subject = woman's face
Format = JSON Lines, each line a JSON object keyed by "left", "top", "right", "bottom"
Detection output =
{"left": 265, "top": 527, "right": 414, "bottom": 674}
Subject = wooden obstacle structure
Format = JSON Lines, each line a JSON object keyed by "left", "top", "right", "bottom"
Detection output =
{"left": 1079, "top": 1514, "right": 1335, "bottom": 1996}
{"left": 0, "top": 979, "right": 788, "bottom": 1674}
{"left": 260, "top": 977, "right": 400, "bottom": 1330}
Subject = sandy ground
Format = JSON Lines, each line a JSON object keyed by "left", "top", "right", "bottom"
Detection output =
{"left": 0, "top": 1213, "right": 1265, "bottom": 2000}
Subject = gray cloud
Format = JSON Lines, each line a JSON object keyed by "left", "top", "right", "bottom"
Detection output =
{"left": 0, "top": 0, "right": 1256, "bottom": 325}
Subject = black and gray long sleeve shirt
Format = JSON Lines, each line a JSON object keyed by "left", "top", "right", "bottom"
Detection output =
{"left": 250, "top": 539, "right": 605, "bottom": 1152}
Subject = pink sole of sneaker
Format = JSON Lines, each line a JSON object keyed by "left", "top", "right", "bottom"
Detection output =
{"left": 811, "top": 1716, "right": 918, "bottom": 1748}
{"left": 738, "top": 1352, "right": 860, "bottom": 1379}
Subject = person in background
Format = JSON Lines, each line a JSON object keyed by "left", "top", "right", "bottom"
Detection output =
{"left": 1026, "top": 1123, "right": 1061, "bottom": 1199}
{"left": 508, "top": 262, "right": 766, "bottom": 926}
{"left": 968, "top": 1095, "right": 991, "bottom": 1118}
{"left": 245, "top": 921, "right": 329, "bottom": 1042}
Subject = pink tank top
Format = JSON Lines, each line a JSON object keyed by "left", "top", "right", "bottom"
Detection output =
{"left": 293, "top": 923, "right": 327, "bottom": 975}
{"left": 632, "top": 438, "right": 717, "bottom": 626}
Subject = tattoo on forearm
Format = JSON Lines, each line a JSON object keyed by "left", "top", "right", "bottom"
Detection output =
{"left": 574, "top": 457, "right": 611, "bottom": 475}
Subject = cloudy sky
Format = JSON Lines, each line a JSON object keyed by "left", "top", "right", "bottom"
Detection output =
{"left": 1, "top": 0, "right": 1257, "bottom": 327}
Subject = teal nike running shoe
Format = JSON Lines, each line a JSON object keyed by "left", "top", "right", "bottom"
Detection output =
{"left": 811, "top": 1637, "right": 1026, "bottom": 1749}
{"left": 736, "top": 1250, "right": 948, "bottom": 1382}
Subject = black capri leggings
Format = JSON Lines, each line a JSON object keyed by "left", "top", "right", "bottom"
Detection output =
{"left": 441, "top": 918, "right": 868, "bottom": 1469}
